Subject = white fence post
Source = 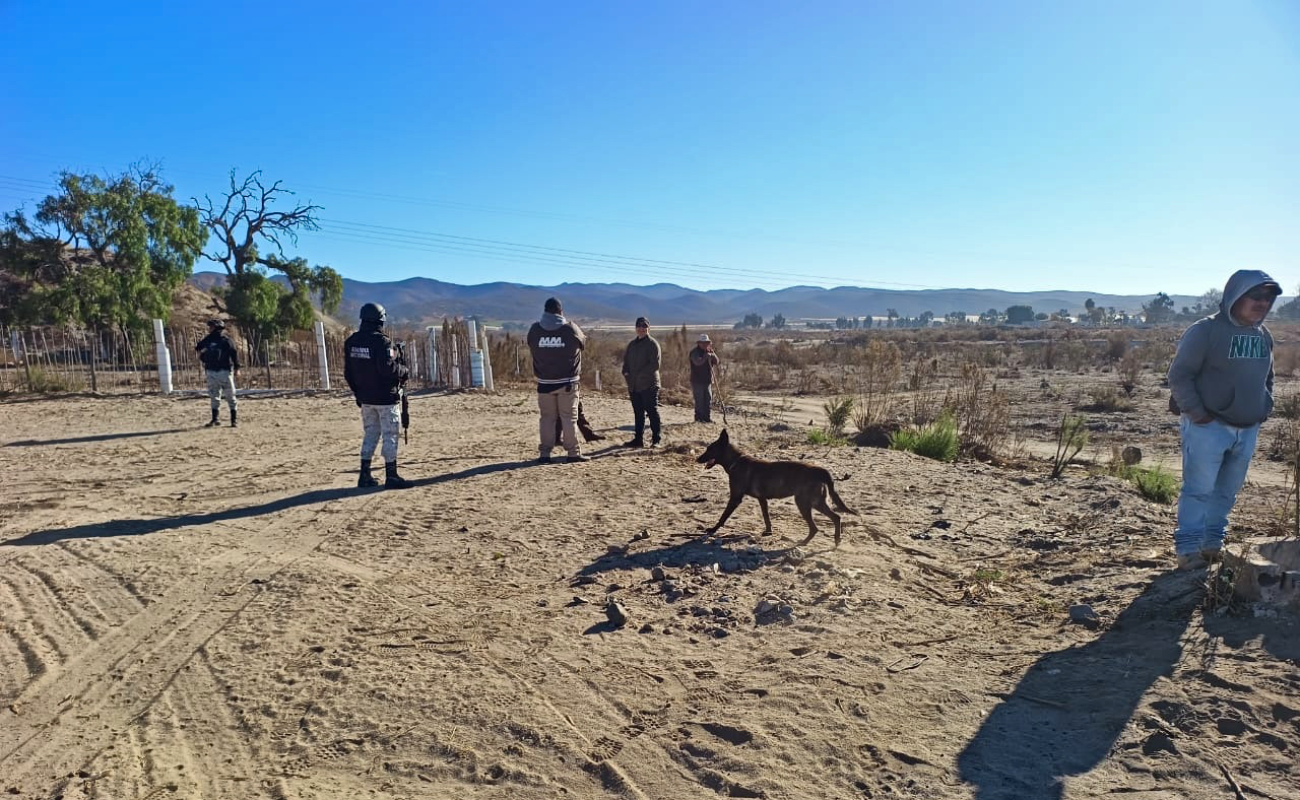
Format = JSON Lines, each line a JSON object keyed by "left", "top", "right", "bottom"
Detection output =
{"left": 314, "top": 320, "right": 330, "bottom": 389}
{"left": 152, "top": 318, "right": 173, "bottom": 394}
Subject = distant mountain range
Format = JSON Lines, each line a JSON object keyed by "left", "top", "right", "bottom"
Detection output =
{"left": 188, "top": 271, "right": 1201, "bottom": 326}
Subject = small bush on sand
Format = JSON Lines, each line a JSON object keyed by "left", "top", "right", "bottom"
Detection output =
{"left": 1082, "top": 386, "right": 1134, "bottom": 413}
{"left": 822, "top": 395, "right": 854, "bottom": 437}
{"left": 890, "top": 413, "right": 958, "bottom": 462}
{"left": 806, "top": 428, "right": 849, "bottom": 446}
{"left": 1131, "top": 466, "right": 1178, "bottom": 504}
{"left": 1050, "top": 414, "right": 1088, "bottom": 479}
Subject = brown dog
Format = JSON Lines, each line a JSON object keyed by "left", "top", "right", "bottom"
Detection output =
{"left": 696, "top": 429, "right": 857, "bottom": 547}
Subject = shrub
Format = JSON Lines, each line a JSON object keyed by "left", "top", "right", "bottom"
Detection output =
{"left": 953, "top": 361, "right": 1012, "bottom": 459}
{"left": 807, "top": 428, "right": 848, "bottom": 446}
{"left": 1082, "top": 386, "right": 1134, "bottom": 412}
{"left": 1275, "top": 394, "right": 1300, "bottom": 421}
{"left": 1130, "top": 466, "right": 1178, "bottom": 504}
{"left": 1050, "top": 414, "right": 1088, "bottom": 478}
{"left": 852, "top": 340, "right": 901, "bottom": 431}
{"left": 1118, "top": 351, "right": 1141, "bottom": 395}
{"left": 890, "top": 413, "right": 959, "bottom": 462}
{"left": 823, "top": 395, "right": 854, "bottom": 437}
{"left": 1106, "top": 331, "right": 1129, "bottom": 362}
{"left": 26, "top": 367, "right": 77, "bottom": 394}
{"left": 1110, "top": 465, "right": 1178, "bottom": 504}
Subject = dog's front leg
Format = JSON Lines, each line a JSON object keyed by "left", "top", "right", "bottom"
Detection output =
{"left": 705, "top": 494, "right": 744, "bottom": 535}
{"left": 756, "top": 497, "right": 773, "bottom": 534}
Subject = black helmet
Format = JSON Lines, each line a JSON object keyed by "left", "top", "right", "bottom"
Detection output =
{"left": 207, "top": 319, "right": 225, "bottom": 329}
{"left": 360, "top": 303, "right": 386, "bottom": 323}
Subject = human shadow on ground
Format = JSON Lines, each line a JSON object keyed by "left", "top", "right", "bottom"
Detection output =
{"left": 957, "top": 571, "right": 1204, "bottom": 800}
{"left": 2, "top": 459, "right": 542, "bottom": 546}
{"left": 5, "top": 428, "right": 189, "bottom": 447}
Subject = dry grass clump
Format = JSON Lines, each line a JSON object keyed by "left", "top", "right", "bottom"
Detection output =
{"left": 1081, "top": 386, "right": 1135, "bottom": 413}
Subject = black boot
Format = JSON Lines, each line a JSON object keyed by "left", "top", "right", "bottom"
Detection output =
{"left": 384, "top": 461, "right": 413, "bottom": 490}
{"left": 229, "top": 408, "right": 238, "bottom": 428}
{"left": 357, "top": 458, "right": 379, "bottom": 488}
{"left": 205, "top": 408, "right": 219, "bottom": 427}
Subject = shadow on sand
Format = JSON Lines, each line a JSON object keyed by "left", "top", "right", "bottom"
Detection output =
{"left": 957, "top": 570, "right": 1204, "bottom": 800}
{"left": 5, "top": 428, "right": 190, "bottom": 447}
{"left": 1, "top": 459, "right": 543, "bottom": 546}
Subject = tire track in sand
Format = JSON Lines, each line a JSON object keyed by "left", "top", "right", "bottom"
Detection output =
{"left": 0, "top": 492, "right": 379, "bottom": 793}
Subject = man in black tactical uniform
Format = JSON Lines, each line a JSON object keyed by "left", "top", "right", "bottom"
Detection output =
{"left": 344, "top": 303, "right": 413, "bottom": 489}
{"left": 196, "top": 319, "right": 240, "bottom": 428}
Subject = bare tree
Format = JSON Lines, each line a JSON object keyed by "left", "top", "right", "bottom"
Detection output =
{"left": 193, "top": 170, "right": 339, "bottom": 336}
{"left": 195, "top": 169, "right": 322, "bottom": 282}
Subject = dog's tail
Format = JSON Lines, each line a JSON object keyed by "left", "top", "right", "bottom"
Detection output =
{"left": 826, "top": 478, "right": 857, "bottom": 515}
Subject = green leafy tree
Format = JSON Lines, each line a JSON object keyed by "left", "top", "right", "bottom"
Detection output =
{"left": 1005, "top": 305, "right": 1035, "bottom": 324}
{"left": 195, "top": 170, "right": 339, "bottom": 338}
{"left": 733, "top": 311, "right": 763, "bottom": 329}
{"left": 0, "top": 165, "right": 202, "bottom": 333}
{"left": 767, "top": 312, "right": 787, "bottom": 329}
{"left": 1142, "top": 292, "right": 1175, "bottom": 324}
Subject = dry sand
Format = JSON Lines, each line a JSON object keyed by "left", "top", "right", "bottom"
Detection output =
{"left": 1, "top": 388, "right": 1296, "bottom": 799}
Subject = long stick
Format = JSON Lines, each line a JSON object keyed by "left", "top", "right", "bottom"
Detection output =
{"left": 88, "top": 326, "right": 98, "bottom": 393}
{"left": 20, "top": 329, "right": 34, "bottom": 391}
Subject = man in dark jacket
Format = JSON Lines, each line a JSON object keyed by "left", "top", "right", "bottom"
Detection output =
{"left": 621, "top": 316, "right": 662, "bottom": 447}
{"left": 689, "top": 333, "right": 720, "bottom": 422}
{"left": 196, "top": 319, "right": 240, "bottom": 427}
{"left": 344, "top": 303, "right": 413, "bottom": 489}
{"left": 527, "top": 297, "right": 587, "bottom": 463}
{"left": 1167, "top": 269, "right": 1281, "bottom": 569}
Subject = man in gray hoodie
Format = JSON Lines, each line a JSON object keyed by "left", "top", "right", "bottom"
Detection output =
{"left": 527, "top": 297, "right": 587, "bottom": 463}
{"left": 1167, "top": 269, "right": 1281, "bottom": 569}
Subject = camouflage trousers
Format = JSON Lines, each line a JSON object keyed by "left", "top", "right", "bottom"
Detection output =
{"left": 205, "top": 369, "right": 237, "bottom": 410}
{"left": 360, "top": 403, "right": 401, "bottom": 462}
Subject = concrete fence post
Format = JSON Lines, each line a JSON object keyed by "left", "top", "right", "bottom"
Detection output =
{"left": 152, "top": 318, "right": 173, "bottom": 394}
{"left": 314, "top": 320, "right": 330, "bottom": 389}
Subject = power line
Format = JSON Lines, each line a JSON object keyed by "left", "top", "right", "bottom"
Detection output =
{"left": 317, "top": 217, "right": 933, "bottom": 288}
{"left": 311, "top": 231, "right": 800, "bottom": 290}
{"left": 0, "top": 170, "right": 940, "bottom": 289}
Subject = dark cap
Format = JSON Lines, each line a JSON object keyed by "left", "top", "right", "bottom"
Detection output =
{"left": 544, "top": 297, "right": 562, "bottom": 314}
{"left": 1256, "top": 281, "right": 1283, "bottom": 297}
{"left": 635, "top": 316, "right": 649, "bottom": 328}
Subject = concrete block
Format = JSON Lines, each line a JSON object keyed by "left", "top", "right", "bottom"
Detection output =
{"left": 1223, "top": 537, "right": 1300, "bottom": 611}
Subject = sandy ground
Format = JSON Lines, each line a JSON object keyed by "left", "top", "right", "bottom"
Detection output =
{"left": 1, "top": 388, "right": 1297, "bottom": 800}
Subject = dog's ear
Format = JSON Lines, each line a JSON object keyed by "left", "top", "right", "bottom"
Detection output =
{"left": 719, "top": 429, "right": 729, "bottom": 443}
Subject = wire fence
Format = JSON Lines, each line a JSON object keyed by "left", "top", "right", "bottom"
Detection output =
{"left": 0, "top": 319, "right": 494, "bottom": 396}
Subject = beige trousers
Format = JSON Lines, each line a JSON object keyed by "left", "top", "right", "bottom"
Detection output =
{"left": 538, "top": 384, "right": 580, "bottom": 457}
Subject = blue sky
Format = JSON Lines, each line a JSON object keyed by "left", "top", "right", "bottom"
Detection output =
{"left": 1, "top": 1, "right": 1296, "bottom": 295}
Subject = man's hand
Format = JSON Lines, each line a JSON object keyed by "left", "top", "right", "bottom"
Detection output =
{"left": 1191, "top": 414, "right": 1213, "bottom": 425}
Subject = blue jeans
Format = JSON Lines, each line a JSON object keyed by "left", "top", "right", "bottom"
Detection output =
{"left": 1174, "top": 416, "right": 1259, "bottom": 556}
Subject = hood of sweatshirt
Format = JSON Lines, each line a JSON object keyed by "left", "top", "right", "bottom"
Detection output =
{"left": 1221, "top": 269, "right": 1282, "bottom": 326}
{"left": 539, "top": 312, "right": 567, "bottom": 331}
